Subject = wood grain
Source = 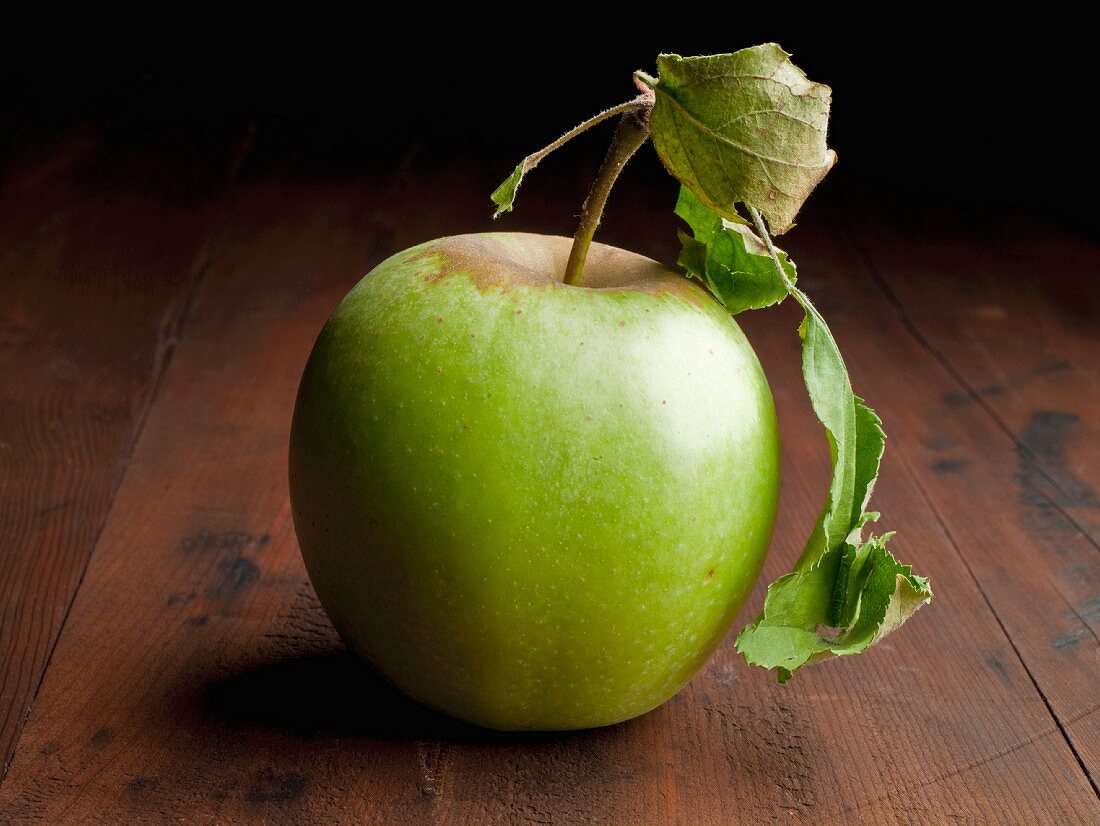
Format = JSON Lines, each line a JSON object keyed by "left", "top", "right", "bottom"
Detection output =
{"left": 832, "top": 193, "right": 1100, "bottom": 782}
{"left": 0, "top": 127, "right": 241, "bottom": 776}
{"left": 841, "top": 193, "right": 1099, "bottom": 542}
{"left": 0, "top": 149, "right": 1096, "bottom": 822}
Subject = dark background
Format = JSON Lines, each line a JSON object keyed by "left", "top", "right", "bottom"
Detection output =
{"left": 1, "top": 22, "right": 1091, "bottom": 231}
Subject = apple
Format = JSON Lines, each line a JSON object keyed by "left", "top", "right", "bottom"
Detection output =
{"left": 289, "top": 232, "right": 779, "bottom": 730}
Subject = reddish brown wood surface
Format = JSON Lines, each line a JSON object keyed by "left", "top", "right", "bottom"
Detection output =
{"left": 0, "top": 139, "right": 1097, "bottom": 823}
{"left": 833, "top": 194, "right": 1100, "bottom": 777}
{"left": 840, "top": 193, "right": 1099, "bottom": 541}
{"left": 0, "top": 128, "right": 241, "bottom": 776}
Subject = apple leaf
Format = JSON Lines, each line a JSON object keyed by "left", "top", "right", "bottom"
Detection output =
{"left": 736, "top": 535, "right": 932, "bottom": 682}
{"left": 848, "top": 399, "right": 886, "bottom": 542}
{"left": 639, "top": 44, "right": 837, "bottom": 234}
{"left": 793, "top": 300, "right": 878, "bottom": 562}
{"left": 675, "top": 190, "right": 931, "bottom": 680}
{"left": 491, "top": 162, "right": 526, "bottom": 217}
{"left": 674, "top": 187, "right": 793, "bottom": 314}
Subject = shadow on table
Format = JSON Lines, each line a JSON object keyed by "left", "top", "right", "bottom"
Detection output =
{"left": 202, "top": 649, "right": 583, "bottom": 745}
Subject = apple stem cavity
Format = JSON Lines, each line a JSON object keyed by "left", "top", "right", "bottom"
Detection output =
{"left": 563, "top": 112, "right": 650, "bottom": 286}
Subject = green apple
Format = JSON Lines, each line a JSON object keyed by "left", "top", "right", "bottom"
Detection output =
{"left": 289, "top": 232, "right": 779, "bottom": 730}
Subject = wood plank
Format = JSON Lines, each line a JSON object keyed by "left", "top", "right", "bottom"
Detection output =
{"left": 830, "top": 192, "right": 1100, "bottom": 785}
{"left": 0, "top": 159, "right": 1095, "bottom": 822}
{"left": 0, "top": 126, "right": 241, "bottom": 776}
{"left": 839, "top": 192, "right": 1099, "bottom": 543}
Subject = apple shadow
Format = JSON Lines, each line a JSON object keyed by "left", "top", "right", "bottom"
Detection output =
{"left": 202, "top": 649, "right": 576, "bottom": 745}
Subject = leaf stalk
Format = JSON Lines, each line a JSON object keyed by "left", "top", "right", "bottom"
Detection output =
{"left": 748, "top": 206, "right": 797, "bottom": 293}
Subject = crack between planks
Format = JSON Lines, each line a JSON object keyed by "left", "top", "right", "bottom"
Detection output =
{"left": 122, "top": 120, "right": 261, "bottom": 465}
{"left": 832, "top": 205, "right": 1100, "bottom": 557}
{"left": 0, "top": 124, "right": 259, "bottom": 783}
{"left": 830, "top": 719, "right": 1069, "bottom": 819}
{"left": 895, "top": 442, "right": 1100, "bottom": 800}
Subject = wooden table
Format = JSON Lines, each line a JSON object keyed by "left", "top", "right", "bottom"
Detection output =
{"left": 1, "top": 120, "right": 1097, "bottom": 824}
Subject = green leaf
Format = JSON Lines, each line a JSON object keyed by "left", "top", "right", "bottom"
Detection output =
{"left": 745, "top": 288, "right": 930, "bottom": 680}
{"left": 674, "top": 187, "right": 794, "bottom": 314}
{"left": 736, "top": 535, "right": 933, "bottom": 682}
{"left": 849, "top": 399, "right": 885, "bottom": 542}
{"left": 491, "top": 162, "right": 526, "bottom": 217}
{"left": 794, "top": 296, "right": 862, "bottom": 561}
{"left": 675, "top": 191, "right": 931, "bottom": 681}
{"left": 641, "top": 44, "right": 837, "bottom": 234}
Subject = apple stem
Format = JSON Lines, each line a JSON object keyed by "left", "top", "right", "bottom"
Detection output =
{"left": 563, "top": 112, "right": 650, "bottom": 286}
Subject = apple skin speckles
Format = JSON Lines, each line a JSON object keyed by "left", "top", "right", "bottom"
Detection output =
{"left": 290, "top": 233, "right": 778, "bottom": 730}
